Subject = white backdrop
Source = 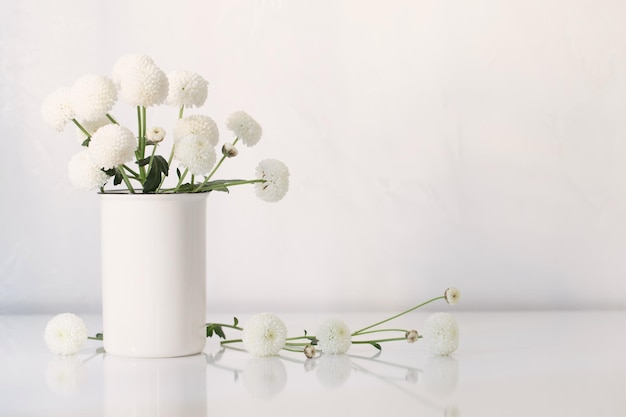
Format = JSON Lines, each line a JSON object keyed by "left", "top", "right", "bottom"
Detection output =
{"left": 1, "top": 0, "right": 626, "bottom": 313}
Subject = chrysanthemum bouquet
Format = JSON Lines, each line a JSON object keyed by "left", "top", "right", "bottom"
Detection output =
{"left": 41, "top": 54, "right": 289, "bottom": 200}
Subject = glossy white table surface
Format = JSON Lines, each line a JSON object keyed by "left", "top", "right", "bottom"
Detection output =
{"left": 1, "top": 311, "right": 624, "bottom": 417}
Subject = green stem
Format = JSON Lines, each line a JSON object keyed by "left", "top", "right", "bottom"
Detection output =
{"left": 173, "top": 168, "right": 189, "bottom": 192}
{"left": 179, "top": 105, "right": 184, "bottom": 119}
{"left": 206, "top": 323, "right": 243, "bottom": 332}
{"left": 118, "top": 166, "right": 136, "bottom": 194}
{"left": 191, "top": 178, "right": 265, "bottom": 193}
{"left": 122, "top": 164, "right": 140, "bottom": 178}
{"left": 105, "top": 113, "right": 119, "bottom": 125}
{"left": 352, "top": 328, "right": 409, "bottom": 336}
{"left": 220, "top": 338, "right": 242, "bottom": 345}
{"left": 352, "top": 336, "right": 413, "bottom": 344}
{"left": 71, "top": 119, "right": 91, "bottom": 143}
{"left": 352, "top": 296, "right": 445, "bottom": 336}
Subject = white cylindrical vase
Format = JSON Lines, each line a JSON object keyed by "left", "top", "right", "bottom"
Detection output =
{"left": 100, "top": 193, "right": 208, "bottom": 358}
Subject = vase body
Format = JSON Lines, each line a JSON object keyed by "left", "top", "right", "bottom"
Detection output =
{"left": 100, "top": 193, "right": 207, "bottom": 358}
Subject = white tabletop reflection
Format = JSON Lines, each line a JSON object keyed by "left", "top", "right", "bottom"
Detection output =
{"left": 1, "top": 311, "right": 625, "bottom": 416}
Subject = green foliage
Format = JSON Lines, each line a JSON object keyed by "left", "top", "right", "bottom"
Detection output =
{"left": 137, "top": 155, "right": 169, "bottom": 193}
{"left": 206, "top": 323, "right": 226, "bottom": 339}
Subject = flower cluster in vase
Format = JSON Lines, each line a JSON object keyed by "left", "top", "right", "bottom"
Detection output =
{"left": 45, "top": 288, "right": 461, "bottom": 358}
{"left": 41, "top": 54, "right": 289, "bottom": 200}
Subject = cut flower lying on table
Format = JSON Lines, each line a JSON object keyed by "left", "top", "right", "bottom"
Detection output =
{"left": 41, "top": 54, "right": 289, "bottom": 199}
{"left": 45, "top": 288, "right": 461, "bottom": 357}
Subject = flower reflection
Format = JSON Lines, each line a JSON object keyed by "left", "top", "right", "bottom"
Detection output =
{"left": 45, "top": 355, "right": 86, "bottom": 396}
{"left": 421, "top": 355, "right": 459, "bottom": 396}
{"left": 315, "top": 354, "right": 353, "bottom": 389}
{"left": 243, "top": 357, "right": 287, "bottom": 399}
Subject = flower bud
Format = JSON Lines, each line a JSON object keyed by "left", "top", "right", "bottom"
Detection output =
{"left": 146, "top": 126, "right": 166, "bottom": 143}
{"left": 304, "top": 344, "right": 317, "bottom": 359}
{"left": 444, "top": 287, "right": 461, "bottom": 305}
{"left": 405, "top": 330, "right": 419, "bottom": 343}
{"left": 222, "top": 142, "right": 238, "bottom": 158}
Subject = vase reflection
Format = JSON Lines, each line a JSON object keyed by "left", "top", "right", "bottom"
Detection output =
{"left": 103, "top": 353, "right": 207, "bottom": 417}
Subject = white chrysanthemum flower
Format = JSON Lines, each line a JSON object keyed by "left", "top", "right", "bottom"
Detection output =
{"left": 146, "top": 126, "right": 166, "bottom": 143}
{"left": 424, "top": 313, "right": 459, "bottom": 356}
{"left": 316, "top": 318, "right": 352, "bottom": 354}
{"left": 41, "top": 87, "right": 75, "bottom": 132}
{"left": 69, "top": 74, "right": 117, "bottom": 121}
{"left": 173, "top": 115, "right": 219, "bottom": 146}
{"left": 68, "top": 150, "right": 110, "bottom": 191}
{"left": 44, "top": 313, "right": 88, "bottom": 355}
{"left": 74, "top": 117, "right": 111, "bottom": 144}
{"left": 226, "top": 111, "right": 262, "bottom": 146}
{"left": 111, "top": 54, "right": 155, "bottom": 88}
{"left": 166, "top": 70, "right": 209, "bottom": 108}
{"left": 242, "top": 313, "right": 288, "bottom": 357}
{"left": 116, "top": 55, "right": 168, "bottom": 107}
{"left": 255, "top": 159, "right": 290, "bottom": 203}
{"left": 444, "top": 287, "right": 461, "bottom": 305}
{"left": 174, "top": 134, "right": 217, "bottom": 176}
{"left": 87, "top": 124, "right": 137, "bottom": 170}
{"left": 422, "top": 355, "right": 459, "bottom": 396}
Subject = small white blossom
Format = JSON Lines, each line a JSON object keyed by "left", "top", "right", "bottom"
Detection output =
{"left": 115, "top": 55, "right": 168, "bottom": 107}
{"left": 304, "top": 344, "right": 317, "bottom": 359}
{"left": 87, "top": 124, "right": 137, "bottom": 170}
{"left": 242, "top": 313, "right": 287, "bottom": 357}
{"left": 44, "top": 313, "right": 88, "bottom": 355}
{"left": 69, "top": 74, "right": 117, "bottom": 121}
{"left": 444, "top": 287, "right": 461, "bottom": 305}
{"left": 226, "top": 111, "right": 262, "bottom": 146}
{"left": 222, "top": 142, "right": 238, "bottom": 158}
{"left": 174, "top": 134, "right": 217, "bottom": 176}
{"left": 68, "top": 150, "right": 110, "bottom": 190}
{"left": 173, "top": 115, "right": 219, "bottom": 146}
{"left": 74, "top": 117, "right": 111, "bottom": 144}
{"left": 255, "top": 159, "right": 290, "bottom": 202}
{"left": 316, "top": 318, "right": 351, "bottom": 354}
{"left": 146, "top": 127, "right": 166, "bottom": 143}
{"left": 166, "top": 70, "right": 209, "bottom": 108}
{"left": 41, "top": 87, "right": 75, "bottom": 132}
{"left": 424, "top": 313, "right": 459, "bottom": 356}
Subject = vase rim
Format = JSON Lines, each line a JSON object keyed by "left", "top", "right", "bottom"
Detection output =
{"left": 99, "top": 191, "right": 209, "bottom": 198}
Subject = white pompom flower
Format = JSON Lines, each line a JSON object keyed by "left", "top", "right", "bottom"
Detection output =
{"left": 68, "top": 150, "right": 110, "bottom": 190}
{"left": 166, "top": 70, "right": 209, "bottom": 108}
{"left": 226, "top": 111, "right": 262, "bottom": 146}
{"left": 111, "top": 54, "right": 155, "bottom": 88}
{"left": 255, "top": 159, "right": 290, "bottom": 202}
{"left": 444, "top": 287, "right": 461, "bottom": 305}
{"left": 87, "top": 124, "right": 137, "bottom": 170}
{"left": 316, "top": 318, "right": 352, "bottom": 354}
{"left": 173, "top": 115, "right": 219, "bottom": 146}
{"left": 173, "top": 134, "right": 217, "bottom": 176}
{"left": 41, "top": 87, "right": 75, "bottom": 132}
{"left": 69, "top": 74, "right": 117, "bottom": 121}
{"left": 242, "top": 313, "right": 288, "bottom": 357}
{"left": 424, "top": 313, "right": 459, "bottom": 356}
{"left": 44, "top": 313, "right": 88, "bottom": 355}
{"left": 115, "top": 55, "right": 168, "bottom": 107}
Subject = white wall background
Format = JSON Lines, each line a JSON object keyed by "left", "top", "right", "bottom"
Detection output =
{"left": 1, "top": 0, "right": 626, "bottom": 314}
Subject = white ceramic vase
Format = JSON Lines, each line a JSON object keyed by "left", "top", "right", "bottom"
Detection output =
{"left": 100, "top": 193, "right": 208, "bottom": 358}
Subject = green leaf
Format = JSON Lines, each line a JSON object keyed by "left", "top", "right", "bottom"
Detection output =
{"left": 176, "top": 167, "right": 182, "bottom": 179}
{"left": 370, "top": 342, "right": 382, "bottom": 351}
{"left": 142, "top": 156, "right": 169, "bottom": 193}
{"left": 81, "top": 138, "right": 91, "bottom": 147}
{"left": 113, "top": 169, "right": 123, "bottom": 186}
{"left": 214, "top": 326, "right": 226, "bottom": 339}
{"left": 233, "top": 317, "right": 239, "bottom": 327}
